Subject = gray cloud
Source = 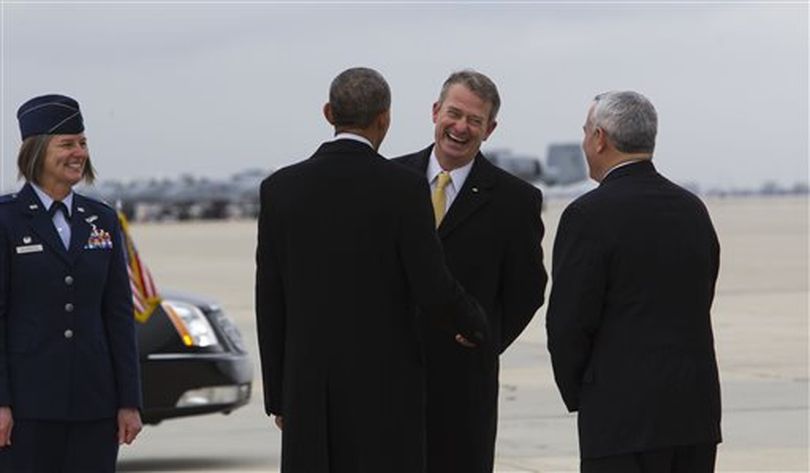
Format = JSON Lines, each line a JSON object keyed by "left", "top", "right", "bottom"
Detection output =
{"left": 2, "top": 3, "right": 807, "bottom": 190}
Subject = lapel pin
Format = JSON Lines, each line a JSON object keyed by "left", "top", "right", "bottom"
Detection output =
{"left": 29, "top": 204, "right": 39, "bottom": 210}
{"left": 472, "top": 187, "right": 479, "bottom": 193}
{"left": 86, "top": 215, "right": 98, "bottom": 223}
{"left": 23, "top": 236, "right": 31, "bottom": 244}
{"left": 77, "top": 207, "right": 85, "bottom": 213}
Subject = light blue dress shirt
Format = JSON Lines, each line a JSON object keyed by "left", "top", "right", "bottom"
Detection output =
{"left": 31, "top": 183, "right": 73, "bottom": 249}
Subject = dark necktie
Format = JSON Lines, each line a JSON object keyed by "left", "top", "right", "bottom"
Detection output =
{"left": 49, "top": 201, "right": 71, "bottom": 221}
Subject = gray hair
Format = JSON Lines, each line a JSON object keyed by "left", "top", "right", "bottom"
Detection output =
{"left": 591, "top": 91, "right": 657, "bottom": 154}
{"left": 438, "top": 69, "right": 501, "bottom": 123}
{"left": 328, "top": 67, "right": 391, "bottom": 128}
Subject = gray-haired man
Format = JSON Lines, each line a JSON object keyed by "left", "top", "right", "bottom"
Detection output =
{"left": 547, "top": 91, "right": 722, "bottom": 473}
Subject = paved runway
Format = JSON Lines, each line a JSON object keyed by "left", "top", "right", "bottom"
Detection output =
{"left": 118, "top": 196, "right": 808, "bottom": 472}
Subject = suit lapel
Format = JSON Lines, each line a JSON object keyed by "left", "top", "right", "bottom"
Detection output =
{"left": 397, "top": 147, "right": 496, "bottom": 239}
{"left": 17, "top": 183, "right": 71, "bottom": 265}
{"left": 438, "top": 154, "right": 495, "bottom": 239}
{"left": 67, "top": 195, "right": 92, "bottom": 264}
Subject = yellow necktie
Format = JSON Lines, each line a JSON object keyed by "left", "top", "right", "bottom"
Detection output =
{"left": 431, "top": 171, "right": 451, "bottom": 228}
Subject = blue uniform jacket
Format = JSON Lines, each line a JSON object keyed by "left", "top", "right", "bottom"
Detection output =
{"left": 0, "top": 182, "right": 142, "bottom": 421}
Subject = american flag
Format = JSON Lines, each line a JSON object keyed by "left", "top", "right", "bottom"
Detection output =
{"left": 117, "top": 211, "right": 161, "bottom": 323}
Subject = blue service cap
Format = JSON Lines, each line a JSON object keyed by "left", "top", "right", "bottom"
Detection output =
{"left": 17, "top": 94, "right": 85, "bottom": 140}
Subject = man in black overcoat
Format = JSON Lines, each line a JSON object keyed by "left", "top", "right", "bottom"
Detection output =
{"left": 546, "top": 91, "right": 722, "bottom": 473}
{"left": 394, "top": 70, "right": 547, "bottom": 473}
{"left": 255, "top": 67, "right": 489, "bottom": 473}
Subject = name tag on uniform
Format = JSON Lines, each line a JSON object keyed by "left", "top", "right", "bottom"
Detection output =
{"left": 16, "top": 244, "right": 44, "bottom": 254}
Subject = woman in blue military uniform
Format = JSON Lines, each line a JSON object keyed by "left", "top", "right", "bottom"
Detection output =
{"left": 0, "top": 94, "right": 143, "bottom": 472}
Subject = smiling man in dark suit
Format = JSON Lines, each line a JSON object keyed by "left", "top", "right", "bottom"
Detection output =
{"left": 255, "top": 67, "right": 488, "bottom": 473}
{"left": 546, "top": 91, "right": 722, "bottom": 473}
{"left": 394, "top": 70, "right": 547, "bottom": 473}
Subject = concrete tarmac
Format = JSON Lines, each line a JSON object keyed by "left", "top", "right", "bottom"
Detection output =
{"left": 118, "top": 196, "right": 808, "bottom": 472}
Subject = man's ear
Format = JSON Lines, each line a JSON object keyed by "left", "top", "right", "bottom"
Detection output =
{"left": 378, "top": 109, "right": 391, "bottom": 132}
{"left": 432, "top": 101, "right": 441, "bottom": 124}
{"left": 323, "top": 103, "right": 334, "bottom": 125}
{"left": 376, "top": 109, "right": 391, "bottom": 146}
{"left": 595, "top": 127, "right": 607, "bottom": 153}
{"left": 482, "top": 120, "right": 498, "bottom": 141}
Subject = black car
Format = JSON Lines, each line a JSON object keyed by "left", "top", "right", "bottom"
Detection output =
{"left": 135, "top": 292, "right": 253, "bottom": 424}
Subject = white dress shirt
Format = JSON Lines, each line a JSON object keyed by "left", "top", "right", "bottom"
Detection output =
{"left": 333, "top": 132, "right": 373, "bottom": 149}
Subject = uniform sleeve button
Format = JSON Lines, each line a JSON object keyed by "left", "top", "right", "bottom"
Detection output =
{"left": 64, "top": 329, "right": 74, "bottom": 339}
{"left": 64, "top": 275, "right": 74, "bottom": 285}
{"left": 65, "top": 303, "right": 74, "bottom": 312}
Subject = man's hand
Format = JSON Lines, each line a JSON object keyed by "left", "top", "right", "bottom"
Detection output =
{"left": 274, "top": 415, "right": 284, "bottom": 430}
{"left": 117, "top": 408, "right": 143, "bottom": 445}
{"left": 0, "top": 407, "right": 12, "bottom": 447}
{"left": 455, "top": 333, "right": 477, "bottom": 348}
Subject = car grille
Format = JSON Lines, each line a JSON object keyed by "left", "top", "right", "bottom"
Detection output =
{"left": 209, "top": 309, "right": 247, "bottom": 353}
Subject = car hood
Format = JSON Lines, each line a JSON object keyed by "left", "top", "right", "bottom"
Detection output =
{"left": 160, "top": 290, "right": 221, "bottom": 313}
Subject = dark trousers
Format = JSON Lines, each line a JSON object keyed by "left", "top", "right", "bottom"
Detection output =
{"left": 581, "top": 443, "right": 717, "bottom": 473}
{"left": 0, "top": 418, "right": 118, "bottom": 473}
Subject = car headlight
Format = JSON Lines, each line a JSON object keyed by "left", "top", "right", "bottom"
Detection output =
{"left": 161, "top": 300, "right": 219, "bottom": 347}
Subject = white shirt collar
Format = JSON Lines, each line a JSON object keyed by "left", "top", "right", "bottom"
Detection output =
{"left": 426, "top": 148, "right": 475, "bottom": 192}
{"left": 31, "top": 183, "right": 73, "bottom": 216}
{"left": 332, "top": 132, "right": 373, "bottom": 149}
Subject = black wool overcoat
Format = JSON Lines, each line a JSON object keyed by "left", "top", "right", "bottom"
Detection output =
{"left": 546, "top": 160, "right": 722, "bottom": 459}
{"left": 255, "top": 139, "right": 488, "bottom": 473}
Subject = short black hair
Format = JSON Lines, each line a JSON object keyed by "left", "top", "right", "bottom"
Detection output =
{"left": 329, "top": 67, "right": 391, "bottom": 128}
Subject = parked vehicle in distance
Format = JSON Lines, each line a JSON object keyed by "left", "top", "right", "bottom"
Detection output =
{"left": 82, "top": 144, "right": 589, "bottom": 222}
{"left": 484, "top": 144, "right": 587, "bottom": 185}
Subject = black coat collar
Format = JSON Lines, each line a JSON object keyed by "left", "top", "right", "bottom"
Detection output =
{"left": 600, "top": 159, "right": 656, "bottom": 185}
{"left": 314, "top": 138, "right": 377, "bottom": 158}
{"left": 400, "top": 145, "right": 497, "bottom": 238}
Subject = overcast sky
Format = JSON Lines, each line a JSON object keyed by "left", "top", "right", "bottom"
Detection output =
{"left": 1, "top": 1, "right": 807, "bottom": 192}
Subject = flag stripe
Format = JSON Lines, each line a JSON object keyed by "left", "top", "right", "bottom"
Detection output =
{"left": 118, "top": 211, "right": 161, "bottom": 323}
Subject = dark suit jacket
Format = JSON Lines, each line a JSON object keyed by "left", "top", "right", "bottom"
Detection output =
{"left": 255, "top": 139, "right": 488, "bottom": 473}
{"left": 0, "top": 183, "right": 142, "bottom": 421}
{"left": 394, "top": 146, "right": 547, "bottom": 473}
{"left": 546, "top": 160, "right": 722, "bottom": 459}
